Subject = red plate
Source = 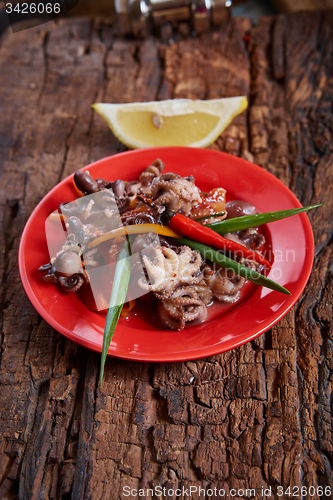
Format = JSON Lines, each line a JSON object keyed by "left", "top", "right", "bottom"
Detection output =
{"left": 18, "top": 148, "right": 314, "bottom": 362}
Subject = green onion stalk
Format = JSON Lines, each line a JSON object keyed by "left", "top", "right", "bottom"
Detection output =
{"left": 207, "top": 205, "right": 321, "bottom": 234}
{"left": 100, "top": 238, "right": 131, "bottom": 387}
{"left": 173, "top": 236, "right": 291, "bottom": 295}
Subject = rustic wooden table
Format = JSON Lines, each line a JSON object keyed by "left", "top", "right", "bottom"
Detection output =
{"left": 0, "top": 9, "right": 332, "bottom": 500}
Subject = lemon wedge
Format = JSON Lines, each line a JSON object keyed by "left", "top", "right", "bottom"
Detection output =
{"left": 92, "top": 97, "right": 247, "bottom": 149}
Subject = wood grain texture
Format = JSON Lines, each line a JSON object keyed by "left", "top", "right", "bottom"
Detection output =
{"left": 0, "top": 11, "right": 332, "bottom": 500}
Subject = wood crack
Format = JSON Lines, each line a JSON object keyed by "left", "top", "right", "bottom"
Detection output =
{"left": 0, "top": 199, "right": 20, "bottom": 354}
{"left": 58, "top": 116, "right": 78, "bottom": 183}
{"left": 37, "top": 30, "right": 50, "bottom": 106}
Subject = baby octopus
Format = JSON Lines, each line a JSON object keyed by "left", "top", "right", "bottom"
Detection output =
{"left": 158, "top": 286, "right": 207, "bottom": 331}
{"left": 39, "top": 249, "right": 90, "bottom": 292}
{"left": 151, "top": 173, "right": 202, "bottom": 216}
{"left": 125, "top": 159, "right": 165, "bottom": 198}
{"left": 38, "top": 160, "right": 266, "bottom": 331}
{"left": 203, "top": 265, "right": 245, "bottom": 303}
{"left": 138, "top": 245, "right": 203, "bottom": 299}
{"left": 139, "top": 158, "right": 164, "bottom": 190}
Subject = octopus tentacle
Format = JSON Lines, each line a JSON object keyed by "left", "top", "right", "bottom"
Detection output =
{"left": 139, "top": 253, "right": 168, "bottom": 293}
{"left": 192, "top": 283, "right": 213, "bottom": 305}
{"left": 138, "top": 246, "right": 203, "bottom": 299}
{"left": 57, "top": 274, "right": 85, "bottom": 292}
{"left": 158, "top": 286, "right": 207, "bottom": 331}
{"left": 139, "top": 159, "right": 164, "bottom": 187}
{"left": 158, "top": 302, "right": 186, "bottom": 331}
{"left": 204, "top": 265, "right": 245, "bottom": 303}
{"left": 177, "top": 246, "right": 201, "bottom": 276}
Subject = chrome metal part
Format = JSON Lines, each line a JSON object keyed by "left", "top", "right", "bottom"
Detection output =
{"left": 115, "top": 0, "right": 231, "bottom": 37}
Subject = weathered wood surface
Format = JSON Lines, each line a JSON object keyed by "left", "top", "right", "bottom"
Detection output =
{"left": 0, "top": 11, "right": 332, "bottom": 500}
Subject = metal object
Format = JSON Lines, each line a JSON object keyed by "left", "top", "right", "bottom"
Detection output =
{"left": 115, "top": 0, "right": 231, "bottom": 37}
{"left": 0, "top": 0, "right": 231, "bottom": 38}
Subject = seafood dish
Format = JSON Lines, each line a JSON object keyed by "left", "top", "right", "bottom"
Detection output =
{"left": 38, "top": 159, "right": 270, "bottom": 331}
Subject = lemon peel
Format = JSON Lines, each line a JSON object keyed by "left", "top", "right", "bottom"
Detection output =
{"left": 92, "top": 97, "right": 248, "bottom": 149}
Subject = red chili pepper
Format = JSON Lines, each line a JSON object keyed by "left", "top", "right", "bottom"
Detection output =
{"left": 165, "top": 211, "right": 271, "bottom": 268}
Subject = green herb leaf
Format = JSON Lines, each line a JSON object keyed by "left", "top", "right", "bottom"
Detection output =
{"left": 207, "top": 204, "right": 322, "bottom": 234}
{"left": 175, "top": 237, "right": 291, "bottom": 295}
{"left": 100, "top": 239, "right": 131, "bottom": 387}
